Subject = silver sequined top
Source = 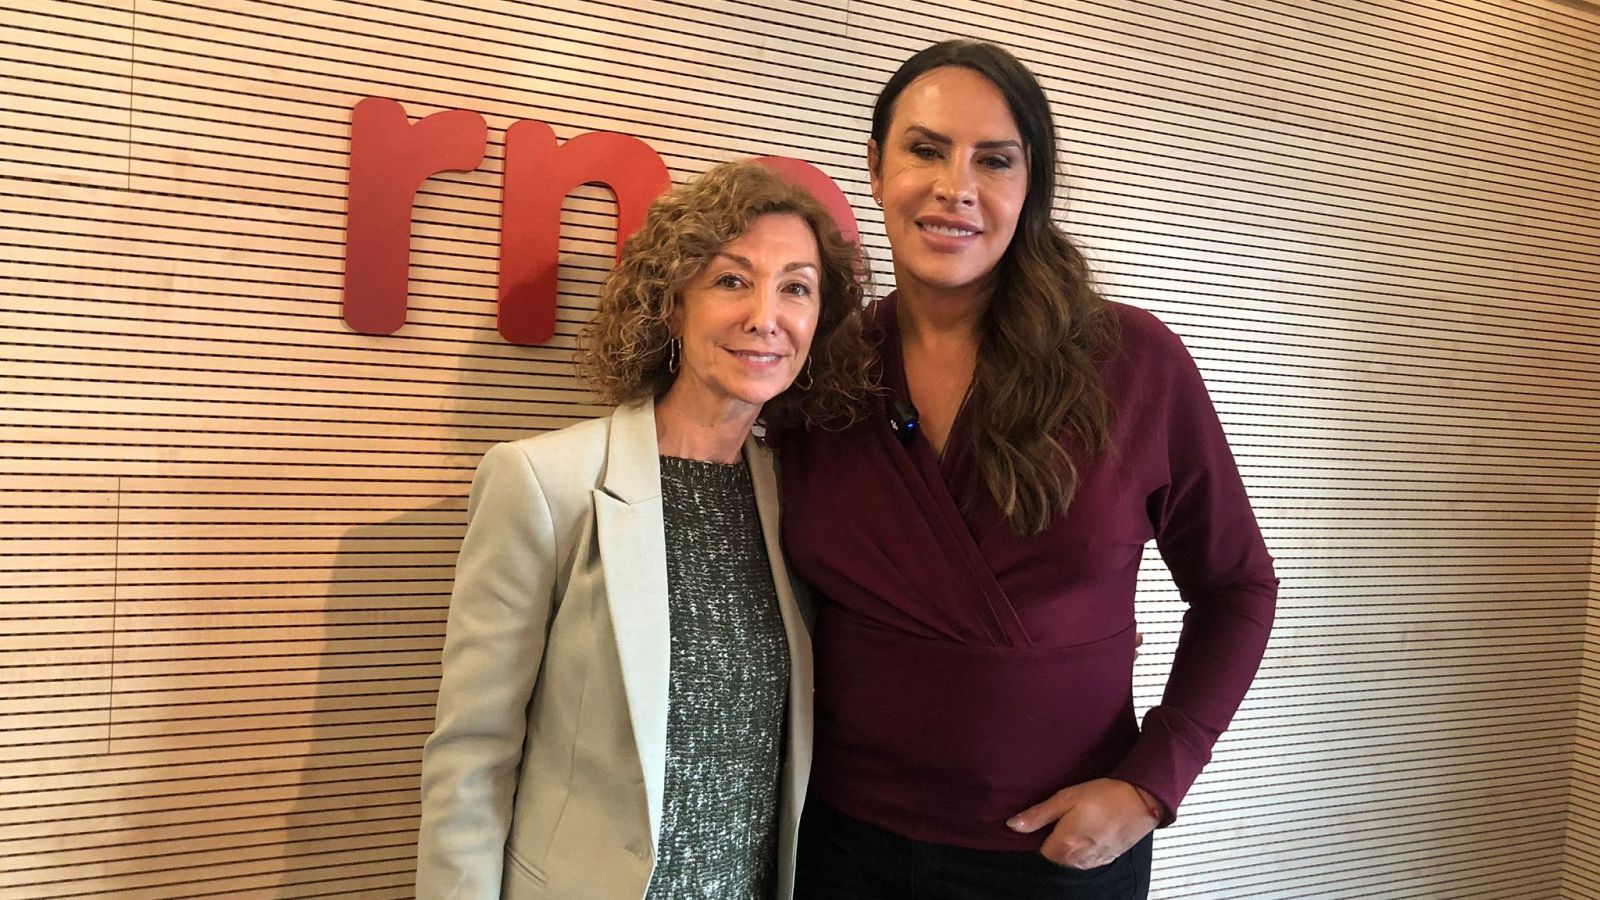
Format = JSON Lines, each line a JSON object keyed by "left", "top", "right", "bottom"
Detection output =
{"left": 644, "top": 455, "right": 790, "bottom": 900}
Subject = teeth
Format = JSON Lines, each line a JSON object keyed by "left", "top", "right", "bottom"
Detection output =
{"left": 922, "top": 223, "right": 975, "bottom": 237}
{"left": 735, "top": 351, "right": 780, "bottom": 362}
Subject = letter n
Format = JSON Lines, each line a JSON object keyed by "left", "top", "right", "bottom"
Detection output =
{"left": 499, "top": 122, "right": 671, "bottom": 346}
{"left": 343, "top": 98, "right": 486, "bottom": 335}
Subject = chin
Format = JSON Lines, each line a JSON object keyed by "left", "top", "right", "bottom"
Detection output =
{"left": 916, "top": 274, "right": 988, "bottom": 295}
{"left": 904, "top": 261, "right": 992, "bottom": 292}
{"left": 747, "top": 388, "right": 791, "bottom": 408}
{"left": 714, "top": 381, "right": 780, "bottom": 410}
{"left": 751, "top": 381, "right": 799, "bottom": 408}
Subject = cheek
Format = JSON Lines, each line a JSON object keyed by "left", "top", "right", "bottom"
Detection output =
{"left": 885, "top": 170, "right": 922, "bottom": 208}
{"left": 992, "top": 195, "right": 1025, "bottom": 239}
{"left": 688, "top": 309, "right": 735, "bottom": 341}
{"left": 792, "top": 310, "right": 821, "bottom": 349}
{"left": 1005, "top": 207, "right": 1024, "bottom": 236}
{"left": 1008, "top": 182, "right": 1029, "bottom": 220}
{"left": 674, "top": 297, "right": 706, "bottom": 340}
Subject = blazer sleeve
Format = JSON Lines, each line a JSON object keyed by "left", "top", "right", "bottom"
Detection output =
{"left": 417, "top": 442, "right": 559, "bottom": 899}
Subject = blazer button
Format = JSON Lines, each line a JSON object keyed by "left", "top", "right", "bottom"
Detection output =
{"left": 625, "top": 842, "right": 648, "bottom": 860}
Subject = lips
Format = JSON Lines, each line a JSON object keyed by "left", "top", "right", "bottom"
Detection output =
{"left": 919, "top": 222, "right": 977, "bottom": 237}
{"left": 726, "top": 348, "right": 786, "bottom": 365}
{"left": 916, "top": 216, "right": 981, "bottom": 238}
{"left": 914, "top": 216, "right": 983, "bottom": 254}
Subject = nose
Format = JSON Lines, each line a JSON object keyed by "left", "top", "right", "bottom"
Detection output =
{"left": 933, "top": 159, "right": 977, "bottom": 206}
{"left": 743, "top": 287, "right": 780, "bottom": 335}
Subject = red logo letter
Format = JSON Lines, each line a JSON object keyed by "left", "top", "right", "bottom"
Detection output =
{"left": 499, "top": 121, "right": 672, "bottom": 346}
{"left": 753, "top": 156, "right": 862, "bottom": 245}
{"left": 343, "top": 98, "right": 486, "bottom": 335}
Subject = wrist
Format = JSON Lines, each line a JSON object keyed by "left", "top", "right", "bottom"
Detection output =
{"left": 1128, "top": 783, "right": 1164, "bottom": 825}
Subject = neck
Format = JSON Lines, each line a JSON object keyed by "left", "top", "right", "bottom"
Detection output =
{"left": 653, "top": 382, "right": 758, "bottom": 464}
{"left": 896, "top": 282, "right": 988, "bottom": 349}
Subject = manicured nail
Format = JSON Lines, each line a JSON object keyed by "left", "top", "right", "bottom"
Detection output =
{"left": 1005, "top": 817, "right": 1022, "bottom": 830}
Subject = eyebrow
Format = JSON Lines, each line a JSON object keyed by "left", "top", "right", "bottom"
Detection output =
{"left": 714, "top": 253, "right": 819, "bottom": 275}
{"left": 904, "top": 124, "right": 1022, "bottom": 152}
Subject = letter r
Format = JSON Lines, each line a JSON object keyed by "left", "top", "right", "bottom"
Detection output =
{"left": 343, "top": 98, "right": 486, "bottom": 335}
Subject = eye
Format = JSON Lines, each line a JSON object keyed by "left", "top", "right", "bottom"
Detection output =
{"left": 713, "top": 272, "right": 746, "bottom": 289}
{"left": 910, "top": 144, "right": 941, "bottom": 160}
{"left": 781, "top": 280, "right": 815, "bottom": 298}
{"left": 980, "top": 154, "right": 1015, "bottom": 171}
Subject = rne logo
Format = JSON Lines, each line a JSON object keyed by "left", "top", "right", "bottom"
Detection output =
{"left": 341, "top": 97, "right": 860, "bottom": 346}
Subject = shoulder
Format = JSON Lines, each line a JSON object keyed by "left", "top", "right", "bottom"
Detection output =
{"left": 501, "top": 414, "right": 611, "bottom": 462}
{"left": 1099, "top": 302, "right": 1213, "bottom": 414}
{"left": 481, "top": 410, "right": 616, "bottom": 493}
{"left": 1105, "top": 301, "right": 1191, "bottom": 363}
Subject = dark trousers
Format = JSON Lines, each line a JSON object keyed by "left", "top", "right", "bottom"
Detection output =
{"left": 796, "top": 802, "right": 1152, "bottom": 900}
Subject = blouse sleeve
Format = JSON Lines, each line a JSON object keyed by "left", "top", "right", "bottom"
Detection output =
{"left": 1107, "top": 325, "right": 1278, "bottom": 825}
{"left": 416, "top": 442, "right": 560, "bottom": 898}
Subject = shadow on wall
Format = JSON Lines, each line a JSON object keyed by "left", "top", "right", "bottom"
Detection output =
{"left": 274, "top": 497, "right": 462, "bottom": 897}
{"left": 272, "top": 315, "right": 589, "bottom": 898}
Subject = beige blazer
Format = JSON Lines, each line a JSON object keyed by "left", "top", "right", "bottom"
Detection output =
{"left": 416, "top": 399, "right": 813, "bottom": 899}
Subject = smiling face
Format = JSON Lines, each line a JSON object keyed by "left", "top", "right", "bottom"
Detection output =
{"left": 870, "top": 65, "right": 1029, "bottom": 305}
{"left": 666, "top": 211, "right": 823, "bottom": 423}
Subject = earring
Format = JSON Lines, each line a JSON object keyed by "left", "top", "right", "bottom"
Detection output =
{"left": 794, "top": 355, "right": 814, "bottom": 391}
{"left": 667, "top": 337, "right": 680, "bottom": 374}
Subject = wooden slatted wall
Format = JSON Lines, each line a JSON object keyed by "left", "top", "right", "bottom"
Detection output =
{"left": 1570, "top": 492, "right": 1600, "bottom": 897}
{"left": 2, "top": 1, "right": 1597, "bottom": 897}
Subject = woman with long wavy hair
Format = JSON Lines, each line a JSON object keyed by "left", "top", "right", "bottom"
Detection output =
{"left": 776, "top": 40, "right": 1278, "bottom": 899}
{"left": 417, "top": 161, "right": 872, "bottom": 900}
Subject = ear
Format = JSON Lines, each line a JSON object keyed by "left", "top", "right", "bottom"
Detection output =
{"left": 665, "top": 294, "right": 685, "bottom": 337}
{"left": 866, "top": 139, "right": 882, "bottom": 202}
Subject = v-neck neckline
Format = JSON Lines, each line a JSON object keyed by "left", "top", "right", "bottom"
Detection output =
{"left": 883, "top": 298, "right": 977, "bottom": 478}
{"left": 865, "top": 296, "right": 1031, "bottom": 646}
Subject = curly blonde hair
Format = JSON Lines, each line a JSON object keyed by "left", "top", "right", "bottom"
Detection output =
{"left": 579, "top": 161, "right": 875, "bottom": 431}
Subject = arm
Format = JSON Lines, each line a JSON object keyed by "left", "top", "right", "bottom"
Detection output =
{"left": 1108, "top": 336, "right": 1277, "bottom": 824}
{"left": 416, "top": 442, "right": 560, "bottom": 900}
{"left": 1011, "top": 323, "right": 1276, "bottom": 866}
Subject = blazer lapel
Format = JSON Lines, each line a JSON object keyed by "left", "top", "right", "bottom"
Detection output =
{"left": 594, "top": 399, "right": 671, "bottom": 845}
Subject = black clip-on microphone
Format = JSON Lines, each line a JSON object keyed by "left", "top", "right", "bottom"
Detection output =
{"left": 888, "top": 399, "right": 920, "bottom": 447}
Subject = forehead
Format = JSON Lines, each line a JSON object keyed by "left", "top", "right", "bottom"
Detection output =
{"left": 889, "top": 66, "right": 1021, "bottom": 140}
{"left": 718, "top": 211, "right": 821, "bottom": 262}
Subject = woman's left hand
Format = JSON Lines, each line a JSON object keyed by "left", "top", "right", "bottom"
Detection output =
{"left": 1006, "top": 778, "right": 1160, "bottom": 869}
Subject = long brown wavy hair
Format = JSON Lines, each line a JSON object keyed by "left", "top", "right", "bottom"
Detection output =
{"left": 872, "top": 40, "right": 1118, "bottom": 537}
{"left": 580, "top": 161, "right": 874, "bottom": 431}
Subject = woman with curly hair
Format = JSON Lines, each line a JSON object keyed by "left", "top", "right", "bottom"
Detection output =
{"left": 416, "top": 161, "right": 873, "bottom": 900}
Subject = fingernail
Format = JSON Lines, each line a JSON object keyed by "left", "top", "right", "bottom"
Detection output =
{"left": 1005, "top": 817, "right": 1022, "bottom": 830}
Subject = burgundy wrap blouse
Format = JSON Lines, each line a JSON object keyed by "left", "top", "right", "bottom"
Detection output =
{"left": 777, "top": 295, "right": 1277, "bottom": 851}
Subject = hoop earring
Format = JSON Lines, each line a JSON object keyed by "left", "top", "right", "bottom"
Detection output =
{"left": 667, "top": 337, "right": 680, "bottom": 374}
{"left": 794, "top": 355, "right": 813, "bottom": 390}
